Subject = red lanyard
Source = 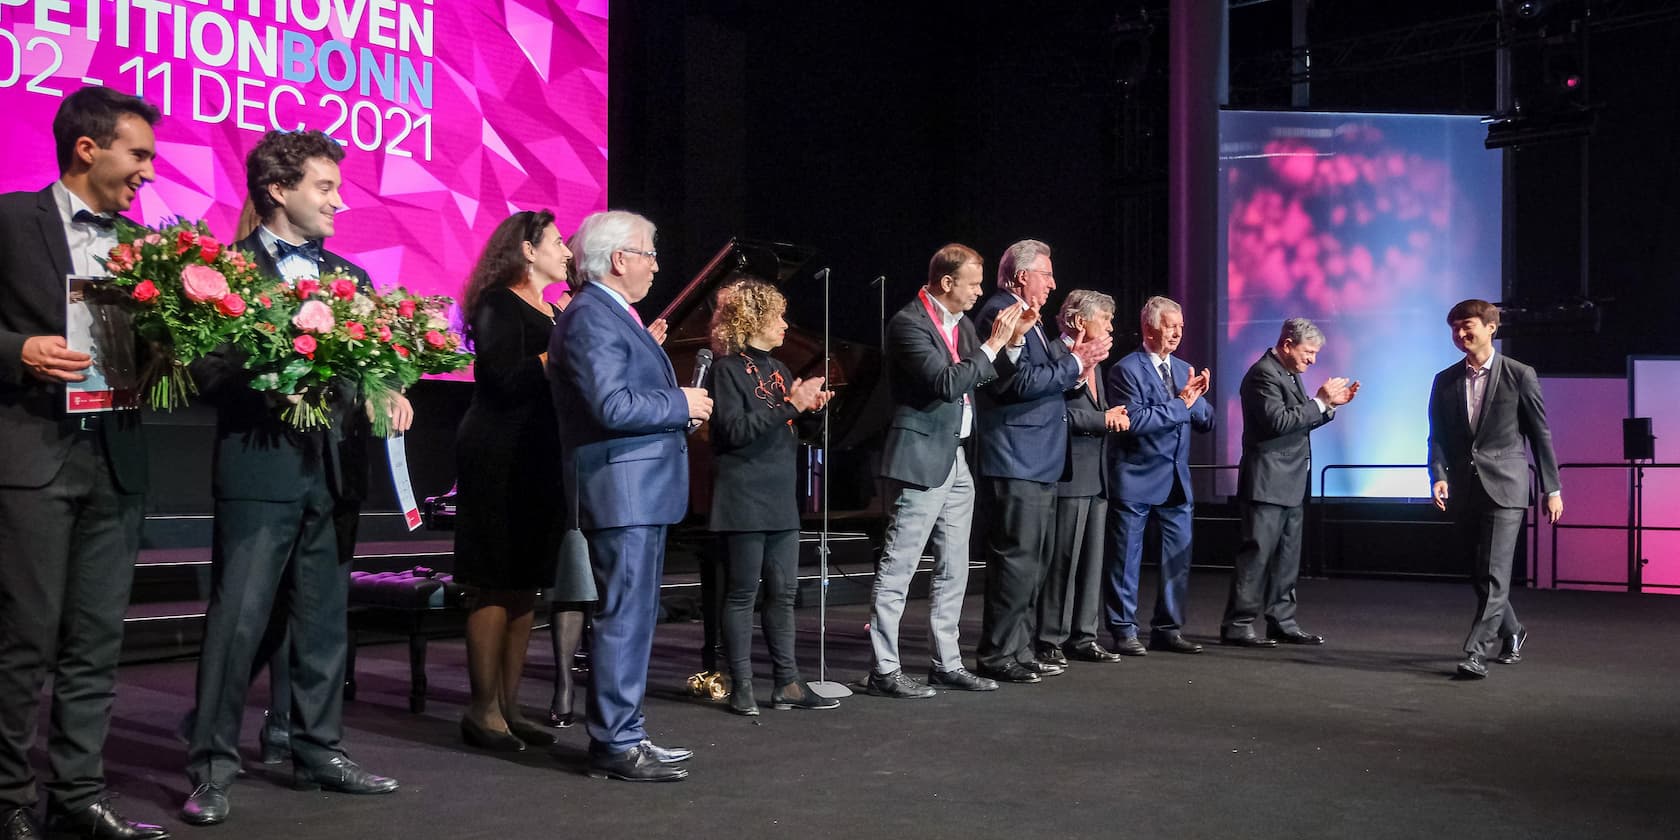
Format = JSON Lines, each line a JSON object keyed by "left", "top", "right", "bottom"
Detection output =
{"left": 918, "top": 289, "right": 961, "bottom": 363}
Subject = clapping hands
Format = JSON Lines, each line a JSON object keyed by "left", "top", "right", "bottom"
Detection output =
{"left": 788, "top": 376, "right": 833, "bottom": 412}
{"left": 1316, "top": 377, "right": 1360, "bottom": 406}
{"left": 1178, "top": 368, "right": 1210, "bottom": 408}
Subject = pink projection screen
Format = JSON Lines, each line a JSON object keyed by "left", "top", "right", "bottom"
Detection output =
{"left": 0, "top": 0, "right": 609, "bottom": 302}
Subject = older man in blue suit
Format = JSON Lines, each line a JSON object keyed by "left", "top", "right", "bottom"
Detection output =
{"left": 548, "top": 210, "right": 712, "bottom": 782}
{"left": 1104, "top": 296, "right": 1215, "bottom": 655}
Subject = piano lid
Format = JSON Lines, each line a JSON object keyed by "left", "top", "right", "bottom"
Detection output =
{"left": 654, "top": 237, "right": 820, "bottom": 351}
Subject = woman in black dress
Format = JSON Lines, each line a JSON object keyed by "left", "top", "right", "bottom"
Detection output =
{"left": 453, "top": 210, "right": 578, "bottom": 750}
{"left": 707, "top": 280, "right": 839, "bottom": 715}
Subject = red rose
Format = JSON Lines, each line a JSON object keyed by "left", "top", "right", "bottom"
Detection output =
{"left": 331, "top": 279, "right": 357, "bottom": 300}
{"left": 259, "top": 295, "right": 272, "bottom": 308}
{"left": 346, "top": 321, "right": 367, "bottom": 340}
{"left": 215, "top": 294, "right": 247, "bottom": 317}
{"left": 293, "top": 335, "right": 317, "bottom": 357}
{"left": 199, "top": 238, "right": 222, "bottom": 263}
{"left": 176, "top": 229, "right": 197, "bottom": 255}
{"left": 397, "top": 299, "right": 417, "bottom": 318}
{"left": 131, "top": 279, "right": 159, "bottom": 303}
{"left": 377, "top": 325, "right": 393, "bottom": 342}
{"left": 296, "top": 278, "right": 321, "bottom": 298}
{"left": 394, "top": 344, "right": 410, "bottom": 358}
{"left": 424, "top": 330, "right": 447, "bottom": 349}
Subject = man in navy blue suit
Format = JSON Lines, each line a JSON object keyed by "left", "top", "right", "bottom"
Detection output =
{"left": 971, "top": 240, "right": 1110, "bottom": 684}
{"left": 1104, "top": 295, "right": 1215, "bottom": 655}
{"left": 548, "top": 210, "right": 711, "bottom": 782}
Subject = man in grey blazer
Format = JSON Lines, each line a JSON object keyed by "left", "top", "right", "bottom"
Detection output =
{"left": 1219, "top": 318, "right": 1357, "bottom": 648}
{"left": 867, "top": 243, "right": 1024, "bottom": 698}
{"left": 1428, "top": 299, "right": 1562, "bottom": 679}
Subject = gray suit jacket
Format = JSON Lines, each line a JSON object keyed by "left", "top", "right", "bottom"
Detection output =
{"left": 879, "top": 295, "right": 998, "bottom": 490}
{"left": 1237, "top": 350, "right": 1332, "bottom": 506}
{"left": 1427, "top": 352, "right": 1561, "bottom": 509}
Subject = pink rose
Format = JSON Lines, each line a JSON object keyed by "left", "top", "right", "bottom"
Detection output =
{"left": 377, "top": 325, "right": 392, "bottom": 342}
{"left": 296, "top": 278, "right": 321, "bottom": 298}
{"left": 131, "top": 280, "right": 159, "bottom": 303}
{"left": 293, "top": 334, "right": 317, "bottom": 357}
{"left": 199, "top": 238, "right": 222, "bottom": 263}
{"left": 424, "top": 330, "right": 447, "bottom": 349}
{"left": 292, "top": 300, "right": 336, "bottom": 333}
{"left": 397, "top": 299, "right": 416, "bottom": 318}
{"left": 346, "top": 321, "right": 367, "bottom": 340}
{"left": 330, "top": 279, "right": 357, "bottom": 300}
{"left": 143, "top": 233, "right": 162, "bottom": 245}
{"left": 106, "top": 244, "right": 136, "bottom": 273}
{"left": 180, "top": 264, "right": 230, "bottom": 303}
{"left": 215, "top": 294, "right": 246, "bottom": 317}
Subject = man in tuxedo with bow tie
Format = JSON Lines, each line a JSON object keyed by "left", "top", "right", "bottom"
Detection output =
{"left": 548, "top": 211, "right": 712, "bottom": 781}
{"left": 1220, "top": 318, "right": 1357, "bottom": 649}
{"left": 971, "top": 240, "right": 1111, "bottom": 684}
{"left": 1103, "top": 295, "right": 1215, "bottom": 656}
{"left": 1428, "top": 299, "right": 1561, "bottom": 679}
{"left": 181, "top": 130, "right": 409, "bottom": 825}
{"left": 0, "top": 86, "right": 169, "bottom": 840}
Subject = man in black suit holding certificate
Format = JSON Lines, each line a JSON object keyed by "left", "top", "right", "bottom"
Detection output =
{"left": 0, "top": 86, "right": 168, "bottom": 840}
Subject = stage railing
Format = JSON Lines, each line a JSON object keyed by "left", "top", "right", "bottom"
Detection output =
{"left": 1549, "top": 462, "right": 1679, "bottom": 592}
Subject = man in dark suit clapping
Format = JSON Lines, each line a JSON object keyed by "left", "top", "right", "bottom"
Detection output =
{"left": 1428, "top": 299, "right": 1561, "bottom": 679}
{"left": 1219, "top": 318, "right": 1357, "bottom": 648}
{"left": 548, "top": 211, "right": 712, "bottom": 780}
{"left": 0, "top": 86, "right": 168, "bottom": 840}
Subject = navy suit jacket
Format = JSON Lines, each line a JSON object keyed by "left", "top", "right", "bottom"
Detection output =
{"left": 1105, "top": 348, "right": 1215, "bottom": 505}
{"left": 548, "top": 281, "right": 690, "bottom": 530}
{"left": 972, "top": 291, "right": 1081, "bottom": 484}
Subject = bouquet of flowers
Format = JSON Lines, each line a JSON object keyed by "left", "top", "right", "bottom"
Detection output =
{"left": 99, "top": 220, "right": 267, "bottom": 410}
{"left": 237, "top": 274, "right": 472, "bottom": 434}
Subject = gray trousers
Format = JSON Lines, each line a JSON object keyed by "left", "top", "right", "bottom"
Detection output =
{"left": 870, "top": 456, "right": 974, "bottom": 674}
{"left": 1038, "top": 494, "right": 1107, "bottom": 650}
{"left": 1455, "top": 480, "right": 1526, "bottom": 657}
{"left": 1221, "top": 499, "right": 1304, "bottom": 638}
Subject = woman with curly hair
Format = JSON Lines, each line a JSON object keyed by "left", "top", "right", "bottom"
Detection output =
{"left": 707, "top": 279, "right": 839, "bottom": 715}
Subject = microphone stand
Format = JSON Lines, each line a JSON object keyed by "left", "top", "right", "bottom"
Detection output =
{"left": 808, "top": 266, "right": 851, "bottom": 699}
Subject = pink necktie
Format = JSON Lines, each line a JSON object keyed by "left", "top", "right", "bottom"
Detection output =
{"left": 628, "top": 305, "right": 644, "bottom": 327}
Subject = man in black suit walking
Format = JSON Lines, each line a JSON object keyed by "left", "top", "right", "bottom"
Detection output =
{"left": 867, "top": 243, "right": 1024, "bottom": 698}
{"left": 0, "top": 86, "right": 169, "bottom": 840}
{"left": 1428, "top": 299, "right": 1562, "bottom": 679}
{"left": 181, "top": 130, "right": 410, "bottom": 825}
{"left": 1219, "top": 318, "right": 1357, "bottom": 648}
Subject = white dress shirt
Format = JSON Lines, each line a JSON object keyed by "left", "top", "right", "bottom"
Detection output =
{"left": 257, "top": 225, "right": 321, "bottom": 284}
{"left": 926, "top": 293, "right": 994, "bottom": 439}
{"left": 52, "top": 181, "right": 118, "bottom": 277}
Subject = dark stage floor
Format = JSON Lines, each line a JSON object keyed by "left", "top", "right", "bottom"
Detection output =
{"left": 71, "top": 573, "right": 1680, "bottom": 839}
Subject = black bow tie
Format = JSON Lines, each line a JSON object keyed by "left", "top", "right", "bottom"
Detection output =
{"left": 72, "top": 209, "right": 116, "bottom": 230}
{"left": 273, "top": 239, "right": 322, "bottom": 263}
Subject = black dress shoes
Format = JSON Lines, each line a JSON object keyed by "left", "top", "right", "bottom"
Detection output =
{"left": 508, "top": 719, "right": 557, "bottom": 746}
{"left": 1221, "top": 634, "right": 1279, "bottom": 648}
{"left": 586, "top": 743, "right": 687, "bottom": 782}
{"left": 771, "top": 680, "right": 841, "bottom": 710}
{"left": 1456, "top": 653, "right": 1489, "bottom": 679}
{"left": 258, "top": 710, "right": 291, "bottom": 766}
{"left": 1034, "top": 646, "right": 1069, "bottom": 667}
{"left": 1149, "top": 634, "right": 1204, "bottom": 654}
{"left": 460, "top": 717, "right": 525, "bottom": 752}
{"left": 728, "top": 682, "right": 759, "bottom": 716}
{"left": 865, "top": 669, "right": 936, "bottom": 699}
{"left": 926, "top": 667, "right": 998, "bottom": 692}
{"left": 1068, "top": 643, "right": 1123, "bottom": 663}
{"left": 639, "top": 740, "right": 694, "bottom": 764}
{"left": 546, "top": 709, "right": 576, "bottom": 728}
{"left": 1, "top": 807, "right": 40, "bottom": 840}
{"left": 1113, "top": 637, "right": 1149, "bottom": 657}
{"left": 974, "top": 662, "right": 1041, "bottom": 684}
{"left": 292, "top": 756, "right": 399, "bottom": 794}
{"left": 1496, "top": 628, "right": 1527, "bottom": 664}
{"left": 1269, "top": 628, "right": 1326, "bottom": 646}
{"left": 178, "top": 783, "right": 229, "bottom": 826}
{"left": 45, "top": 799, "right": 169, "bottom": 840}
{"left": 1022, "top": 659, "right": 1065, "bottom": 677}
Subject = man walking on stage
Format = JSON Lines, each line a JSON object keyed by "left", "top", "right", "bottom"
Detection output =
{"left": 549, "top": 210, "right": 711, "bottom": 780}
{"left": 868, "top": 244, "right": 1024, "bottom": 699}
{"left": 0, "top": 85, "right": 168, "bottom": 840}
{"left": 1428, "top": 299, "right": 1561, "bottom": 679}
{"left": 1220, "top": 318, "right": 1357, "bottom": 648}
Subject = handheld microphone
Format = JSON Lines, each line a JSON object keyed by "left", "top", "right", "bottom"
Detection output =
{"left": 691, "top": 348, "right": 714, "bottom": 388}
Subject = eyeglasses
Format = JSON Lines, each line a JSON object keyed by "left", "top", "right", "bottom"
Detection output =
{"left": 1025, "top": 268, "right": 1055, "bottom": 279}
{"left": 618, "top": 247, "right": 658, "bottom": 261}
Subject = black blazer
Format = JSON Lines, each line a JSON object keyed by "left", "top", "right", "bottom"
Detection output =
{"left": 1236, "top": 349, "right": 1332, "bottom": 506}
{"left": 191, "top": 231, "right": 371, "bottom": 503}
{"left": 707, "top": 347, "right": 820, "bottom": 532}
{"left": 878, "top": 295, "right": 999, "bottom": 490}
{"left": 1058, "top": 370, "right": 1109, "bottom": 499}
{"left": 0, "top": 186, "right": 147, "bottom": 492}
{"left": 1427, "top": 352, "right": 1561, "bottom": 509}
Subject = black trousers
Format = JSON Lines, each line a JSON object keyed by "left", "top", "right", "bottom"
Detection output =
{"left": 186, "top": 477, "right": 350, "bottom": 786}
{"left": 1038, "top": 494, "right": 1107, "bottom": 650}
{"left": 1221, "top": 499, "right": 1304, "bottom": 638}
{"left": 0, "top": 433, "right": 142, "bottom": 812}
{"left": 977, "top": 477, "right": 1057, "bottom": 670}
{"left": 257, "top": 497, "right": 360, "bottom": 741}
{"left": 721, "top": 530, "right": 800, "bottom": 686}
{"left": 1453, "top": 479, "right": 1526, "bottom": 657}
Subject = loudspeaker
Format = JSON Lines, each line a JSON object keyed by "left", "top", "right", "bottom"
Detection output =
{"left": 1622, "top": 417, "right": 1654, "bottom": 461}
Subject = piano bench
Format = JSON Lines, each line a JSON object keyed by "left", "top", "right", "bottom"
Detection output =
{"left": 345, "top": 568, "right": 470, "bottom": 713}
